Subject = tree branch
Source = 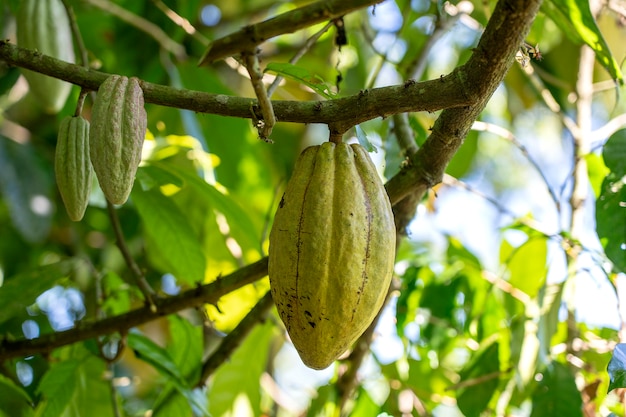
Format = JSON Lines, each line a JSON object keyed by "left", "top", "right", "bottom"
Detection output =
{"left": 0, "top": 41, "right": 469, "bottom": 132}
{"left": 0, "top": 258, "right": 268, "bottom": 360}
{"left": 385, "top": 0, "right": 543, "bottom": 205}
{"left": 198, "top": 0, "right": 384, "bottom": 64}
{"left": 197, "top": 291, "right": 274, "bottom": 385}
{"left": 0, "top": 0, "right": 542, "bottom": 363}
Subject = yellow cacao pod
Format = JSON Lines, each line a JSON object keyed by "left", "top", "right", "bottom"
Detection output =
{"left": 89, "top": 75, "right": 147, "bottom": 205}
{"left": 55, "top": 116, "right": 92, "bottom": 221}
{"left": 269, "top": 142, "right": 396, "bottom": 369}
{"left": 16, "top": 0, "right": 75, "bottom": 113}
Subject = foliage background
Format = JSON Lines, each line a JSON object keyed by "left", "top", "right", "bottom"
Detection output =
{"left": 0, "top": 0, "right": 626, "bottom": 416}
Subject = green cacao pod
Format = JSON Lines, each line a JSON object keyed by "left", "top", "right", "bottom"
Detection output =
{"left": 89, "top": 75, "right": 147, "bottom": 205}
{"left": 16, "top": 0, "right": 75, "bottom": 113}
{"left": 269, "top": 142, "right": 396, "bottom": 369}
{"left": 55, "top": 116, "right": 92, "bottom": 221}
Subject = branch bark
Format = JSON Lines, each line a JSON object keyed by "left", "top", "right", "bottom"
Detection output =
{"left": 198, "top": 0, "right": 384, "bottom": 64}
{"left": 0, "top": 41, "right": 469, "bottom": 133}
{"left": 0, "top": 258, "right": 268, "bottom": 360}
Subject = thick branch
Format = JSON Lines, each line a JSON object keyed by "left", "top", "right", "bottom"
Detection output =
{"left": 0, "top": 41, "right": 468, "bottom": 131}
{"left": 386, "top": 0, "right": 542, "bottom": 204}
{"left": 198, "top": 0, "right": 384, "bottom": 64}
{"left": 0, "top": 258, "right": 268, "bottom": 361}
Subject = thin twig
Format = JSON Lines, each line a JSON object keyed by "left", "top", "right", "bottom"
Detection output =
{"left": 150, "top": 0, "right": 210, "bottom": 47}
{"left": 472, "top": 120, "right": 561, "bottom": 211}
{"left": 197, "top": 291, "right": 274, "bottom": 386}
{"left": 441, "top": 174, "right": 555, "bottom": 238}
{"left": 590, "top": 113, "right": 626, "bottom": 143}
{"left": 106, "top": 201, "right": 157, "bottom": 311}
{"left": 0, "top": 257, "right": 269, "bottom": 361}
{"left": 243, "top": 53, "right": 276, "bottom": 141}
{"left": 199, "top": 0, "right": 384, "bottom": 64}
{"left": 60, "top": 0, "right": 89, "bottom": 68}
{"left": 83, "top": 0, "right": 187, "bottom": 60}
{"left": 521, "top": 63, "right": 580, "bottom": 138}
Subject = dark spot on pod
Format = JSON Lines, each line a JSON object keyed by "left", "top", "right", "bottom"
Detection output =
{"left": 308, "top": 321, "right": 316, "bottom": 328}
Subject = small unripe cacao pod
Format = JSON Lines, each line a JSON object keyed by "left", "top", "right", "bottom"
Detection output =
{"left": 269, "top": 142, "right": 396, "bottom": 369}
{"left": 16, "top": 0, "right": 75, "bottom": 113}
{"left": 89, "top": 75, "right": 147, "bottom": 205}
{"left": 55, "top": 116, "right": 92, "bottom": 221}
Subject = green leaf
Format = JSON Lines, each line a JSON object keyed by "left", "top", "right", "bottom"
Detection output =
{"left": 131, "top": 186, "right": 206, "bottom": 284}
{"left": 586, "top": 152, "right": 610, "bottom": 198}
{"left": 0, "top": 259, "right": 80, "bottom": 326}
{"left": 502, "top": 236, "right": 548, "bottom": 298}
{"left": 36, "top": 360, "right": 81, "bottom": 417}
{"left": 608, "top": 343, "right": 626, "bottom": 392}
{"left": 355, "top": 125, "right": 377, "bottom": 152}
{"left": 127, "top": 331, "right": 187, "bottom": 386}
{"left": 148, "top": 162, "right": 261, "bottom": 256}
{"left": 264, "top": 62, "right": 336, "bottom": 99}
{"left": 530, "top": 362, "right": 583, "bottom": 417}
{"left": 457, "top": 341, "right": 500, "bottom": 417}
{"left": 208, "top": 321, "right": 274, "bottom": 417}
{"left": 603, "top": 130, "right": 626, "bottom": 176}
{"left": 543, "top": 0, "right": 623, "bottom": 83}
{"left": 127, "top": 331, "right": 209, "bottom": 415}
{"left": 351, "top": 388, "right": 381, "bottom": 416}
{"left": 596, "top": 174, "right": 626, "bottom": 272}
{"left": 0, "top": 374, "right": 33, "bottom": 417}
{"left": 395, "top": 266, "right": 420, "bottom": 338}
{"left": 0, "top": 136, "right": 54, "bottom": 243}
{"left": 150, "top": 315, "right": 205, "bottom": 414}
{"left": 167, "top": 315, "right": 203, "bottom": 380}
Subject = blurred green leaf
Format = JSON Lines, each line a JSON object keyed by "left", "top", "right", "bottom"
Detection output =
{"left": 0, "top": 374, "right": 33, "bottom": 417}
{"left": 608, "top": 343, "right": 626, "bottom": 392}
{"left": 501, "top": 237, "right": 548, "bottom": 298}
{"left": 0, "top": 136, "right": 54, "bottom": 243}
{"left": 530, "top": 362, "right": 583, "bottom": 417}
{"left": 37, "top": 359, "right": 80, "bottom": 417}
{"left": 351, "top": 388, "right": 380, "bottom": 416}
{"left": 36, "top": 355, "right": 114, "bottom": 417}
{"left": 596, "top": 174, "right": 626, "bottom": 273}
{"left": 543, "top": 0, "right": 623, "bottom": 83}
{"left": 265, "top": 62, "right": 336, "bottom": 99}
{"left": 355, "top": 125, "right": 377, "bottom": 152}
{"left": 603, "top": 130, "right": 626, "bottom": 175}
{"left": 149, "top": 162, "right": 261, "bottom": 257}
{"left": 457, "top": 341, "right": 500, "bottom": 417}
{"left": 127, "top": 331, "right": 209, "bottom": 415}
{"left": 131, "top": 185, "right": 206, "bottom": 284}
{"left": 0, "top": 259, "right": 80, "bottom": 326}
{"left": 395, "top": 265, "right": 420, "bottom": 338}
{"left": 208, "top": 321, "right": 274, "bottom": 417}
{"left": 586, "top": 152, "right": 610, "bottom": 198}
